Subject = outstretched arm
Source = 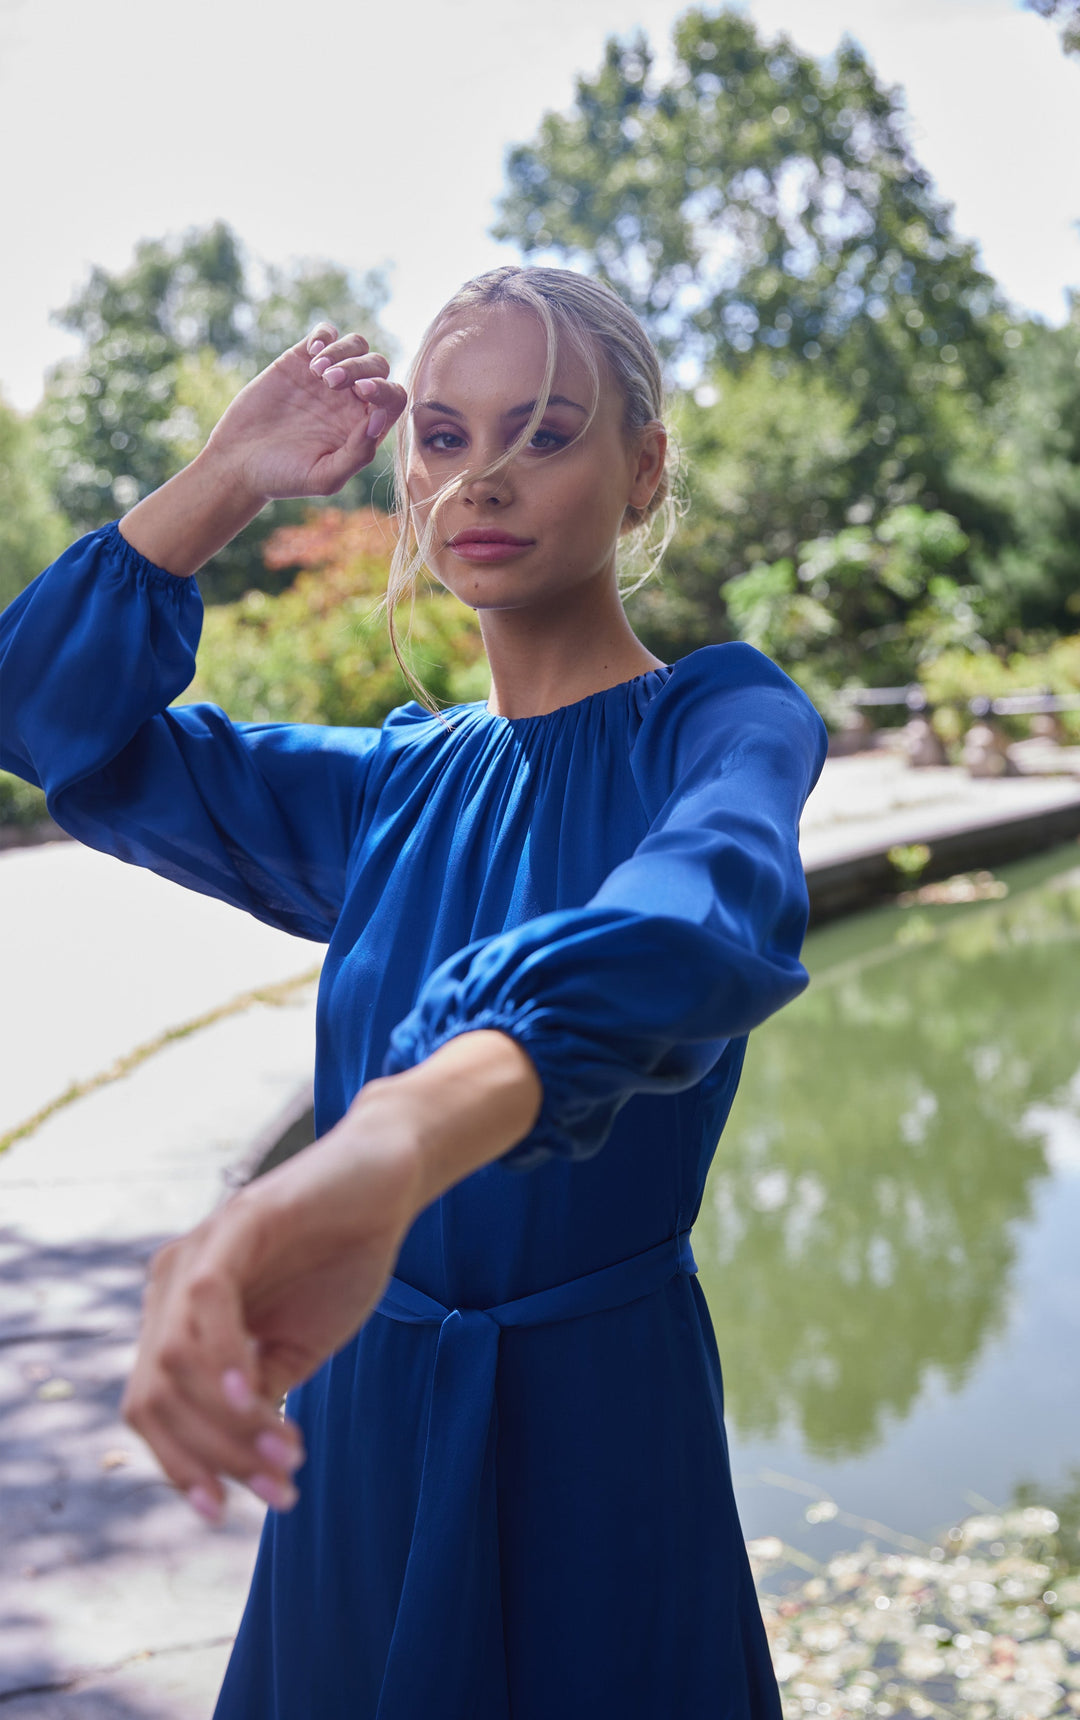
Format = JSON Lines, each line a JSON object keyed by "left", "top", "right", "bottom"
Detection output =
{"left": 119, "top": 323, "right": 407, "bottom": 574}
{"left": 122, "top": 1031, "right": 542, "bottom": 1524}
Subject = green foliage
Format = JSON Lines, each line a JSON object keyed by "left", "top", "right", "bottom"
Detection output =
{"left": 629, "top": 353, "right": 865, "bottom": 658}
{"left": 495, "top": 9, "right": 1002, "bottom": 392}
{"left": 0, "top": 395, "right": 70, "bottom": 610}
{"left": 496, "top": 7, "right": 1026, "bottom": 667}
{"left": 38, "top": 223, "right": 395, "bottom": 603}
{"left": 920, "top": 632, "right": 1080, "bottom": 742}
{"left": 955, "top": 302, "right": 1080, "bottom": 638}
{"left": 723, "top": 503, "right": 978, "bottom": 701}
{"left": 0, "top": 770, "right": 49, "bottom": 830}
{"left": 186, "top": 512, "right": 488, "bottom": 728}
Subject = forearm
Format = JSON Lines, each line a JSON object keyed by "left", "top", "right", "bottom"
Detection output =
{"left": 354, "top": 1030, "right": 544, "bottom": 1215}
{"left": 119, "top": 447, "right": 266, "bottom": 578}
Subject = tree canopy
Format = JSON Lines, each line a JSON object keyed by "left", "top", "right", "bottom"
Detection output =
{"left": 497, "top": 6, "right": 1080, "bottom": 684}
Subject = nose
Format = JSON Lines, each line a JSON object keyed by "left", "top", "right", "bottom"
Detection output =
{"left": 459, "top": 455, "right": 513, "bottom": 509}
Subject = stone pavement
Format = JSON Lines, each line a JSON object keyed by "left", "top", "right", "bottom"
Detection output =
{"left": 3, "top": 749, "right": 1080, "bottom": 1716}
{"left": 1, "top": 844, "right": 320, "bottom": 1715}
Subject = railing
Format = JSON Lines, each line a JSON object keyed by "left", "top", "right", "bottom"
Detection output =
{"left": 836, "top": 685, "right": 1080, "bottom": 717}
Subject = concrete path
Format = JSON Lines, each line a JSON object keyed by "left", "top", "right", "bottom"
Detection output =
{"left": 800, "top": 747, "right": 1080, "bottom": 872}
{"left": 3, "top": 749, "right": 1080, "bottom": 1715}
{"left": 1, "top": 846, "right": 320, "bottom": 1715}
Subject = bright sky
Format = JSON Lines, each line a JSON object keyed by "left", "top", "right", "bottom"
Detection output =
{"left": 0, "top": 0, "right": 1077, "bottom": 412}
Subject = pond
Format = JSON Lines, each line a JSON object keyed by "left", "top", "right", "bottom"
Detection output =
{"left": 699, "top": 844, "right": 1080, "bottom": 1564}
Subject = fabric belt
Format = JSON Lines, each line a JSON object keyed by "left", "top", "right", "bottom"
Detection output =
{"left": 372, "top": 1229, "right": 698, "bottom": 1720}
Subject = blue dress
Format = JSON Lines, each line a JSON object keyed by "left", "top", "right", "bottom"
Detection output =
{"left": 1, "top": 524, "right": 827, "bottom": 1719}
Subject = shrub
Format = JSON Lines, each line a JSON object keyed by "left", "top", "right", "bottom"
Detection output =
{"left": 185, "top": 508, "right": 488, "bottom": 727}
{"left": 0, "top": 771, "right": 49, "bottom": 830}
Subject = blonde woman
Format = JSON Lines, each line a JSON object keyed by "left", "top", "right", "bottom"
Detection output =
{"left": 0, "top": 267, "right": 826, "bottom": 1718}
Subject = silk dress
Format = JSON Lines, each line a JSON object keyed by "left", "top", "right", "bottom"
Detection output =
{"left": 0, "top": 524, "right": 828, "bottom": 1719}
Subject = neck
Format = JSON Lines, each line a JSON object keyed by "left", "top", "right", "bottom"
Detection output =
{"left": 479, "top": 570, "right": 665, "bottom": 720}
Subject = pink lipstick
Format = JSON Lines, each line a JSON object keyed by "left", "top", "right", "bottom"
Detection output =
{"left": 448, "top": 529, "right": 535, "bottom": 564}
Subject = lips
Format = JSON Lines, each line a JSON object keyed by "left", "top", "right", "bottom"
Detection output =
{"left": 449, "top": 529, "right": 534, "bottom": 548}
{"left": 446, "top": 528, "right": 536, "bottom": 564}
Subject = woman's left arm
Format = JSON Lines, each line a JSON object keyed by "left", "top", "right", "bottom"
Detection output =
{"left": 385, "top": 645, "right": 828, "bottom": 1164}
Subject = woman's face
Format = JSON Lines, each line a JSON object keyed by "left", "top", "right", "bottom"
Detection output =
{"left": 405, "top": 303, "right": 664, "bottom": 613}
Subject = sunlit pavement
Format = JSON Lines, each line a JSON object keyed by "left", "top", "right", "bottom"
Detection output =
{"left": 3, "top": 751, "right": 1080, "bottom": 1714}
{"left": 0, "top": 843, "right": 319, "bottom": 1715}
{"left": 801, "top": 748, "right": 1080, "bottom": 872}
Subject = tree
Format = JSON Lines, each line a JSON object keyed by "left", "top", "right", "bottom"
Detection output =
{"left": 38, "top": 224, "right": 395, "bottom": 602}
{"left": 722, "top": 503, "right": 980, "bottom": 708}
{"left": 627, "top": 352, "right": 868, "bottom": 658}
{"left": 495, "top": 9, "right": 1015, "bottom": 662}
{"left": 1025, "top": 0, "right": 1080, "bottom": 55}
{"left": 956, "top": 300, "right": 1080, "bottom": 640}
{"left": 495, "top": 11, "right": 1002, "bottom": 388}
{"left": 0, "top": 395, "right": 69, "bottom": 611}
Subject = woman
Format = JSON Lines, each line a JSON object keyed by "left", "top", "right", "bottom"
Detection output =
{"left": 0, "top": 266, "right": 827, "bottom": 1718}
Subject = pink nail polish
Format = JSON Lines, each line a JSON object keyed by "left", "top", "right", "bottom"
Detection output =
{"left": 249, "top": 1472, "right": 299, "bottom": 1512}
{"left": 367, "top": 408, "right": 388, "bottom": 441}
{"left": 222, "top": 1368, "right": 253, "bottom": 1412}
{"left": 353, "top": 378, "right": 377, "bottom": 399}
{"left": 307, "top": 339, "right": 325, "bottom": 356}
{"left": 188, "top": 1484, "right": 224, "bottom": 1525}
{"left": 323, "top": 365, "right": 346, "bottom": 387}
{"left": 256, "top": 1430, "right": 303, "bottom": 1473}
{"left": 309, "top": 354, "right": 331, "bottom": 376}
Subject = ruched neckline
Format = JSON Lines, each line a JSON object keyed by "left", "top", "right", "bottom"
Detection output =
{"left": 476, "top": 663, "right": 674, "bottom": 729}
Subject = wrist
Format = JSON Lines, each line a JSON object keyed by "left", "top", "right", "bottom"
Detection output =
{"left": 188, "top": 441, "right": 269, "bottom": 517}
{"left": 119, "top": 448, "right": 267, "bottom": 577}
{"left": 378, "top": 1030, "right": 543, "bottom": 1213}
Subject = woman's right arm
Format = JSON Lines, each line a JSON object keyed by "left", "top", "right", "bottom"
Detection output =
{"left": 0, "top": 327, "right": 408, "bottom": 939}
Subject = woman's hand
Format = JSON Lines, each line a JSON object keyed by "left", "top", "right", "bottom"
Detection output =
{"left": 119, "top": 323, "right": 407, "bottom": 577}
{"left": 203, "top": 323, "right": 407, "bottom": 505}
{"left": 122, "top": 1087, "right": 425, "bottom": 1523}
{"left": 121, "top": 1031, "right": 542, "bottom": 1524}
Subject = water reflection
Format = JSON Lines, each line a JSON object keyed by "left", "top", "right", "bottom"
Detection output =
{"left": 698, "top": 858, "right": 1080, "bottom": 1458}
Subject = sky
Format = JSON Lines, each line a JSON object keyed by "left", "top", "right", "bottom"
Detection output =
{"left": 0, "top": 0, "right": 1077, "bottom": 412}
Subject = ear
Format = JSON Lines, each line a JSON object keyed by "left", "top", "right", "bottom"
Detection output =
{"left": 627, "top": 421, "right": 667, "bottom": 514}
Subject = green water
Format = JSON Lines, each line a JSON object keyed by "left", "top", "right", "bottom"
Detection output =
{"left": 700, "top": 845, "right": 1080, "bottom": 1557}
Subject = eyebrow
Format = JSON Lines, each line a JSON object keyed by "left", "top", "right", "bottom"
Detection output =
{"left": 412, "top": 395, "right": 588, "bottom": 419}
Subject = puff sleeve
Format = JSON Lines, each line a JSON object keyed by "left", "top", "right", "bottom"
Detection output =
{"left": 0, "top": 524, "right": 380, "bottom": 941}
{"left": 384, "top": 645, "right": 828, "bottom": 1168}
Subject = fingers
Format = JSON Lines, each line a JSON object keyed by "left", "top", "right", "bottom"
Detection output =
{"left": 123, "top": 1244, "right": 306, "bottom": 1522}
{"left": 302, "top": 322, "right": 338, "bottom": 357}
{"left": 354, "top": 378, "right": 407, "bottom": 443}
{"left": 313, "top": 381, "right": 408, "bottom": 491}
{"left": 302, "top": 328, "right": 400, "bottom": 455}
{"left": 311, "top": 349, "right": 390, "bottom": 390}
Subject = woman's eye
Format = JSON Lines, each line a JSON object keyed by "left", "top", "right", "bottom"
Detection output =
{"left": 528, "top": 429, "right": 569, "bottom": 452}
{"left": 422, "top": 430, "right": 466, "bottom": 452}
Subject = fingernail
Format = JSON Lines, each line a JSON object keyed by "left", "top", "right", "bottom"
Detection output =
{"left": 222, "top": 1368, "right": 253, "bottom": 1412}
{"left": 309, "top": 354, "right": 331, "bottom": 376}
{"left": 367, "top": 408, "right": 388, "bottom": 440}
{"left": 353, "top": 377, "right": 377, "bottom": 399}
{"left": 249, "top": 1472, "right": 299, "bottom": 1512}
{"left": 255, "top": 1430, "right": 304, "bottom": 1473}
{"left": 188, "top": 1484, "right": 224, "bottom": 1526}
{"left": 307, "top": 338, "right": 325, "bottom": 356}
{"left": 322, "top": 365, "right": 346, "bottom": 387}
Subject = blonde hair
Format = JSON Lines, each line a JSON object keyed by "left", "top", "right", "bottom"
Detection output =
{"left": 386, "top": 265, "right": 681, "bottom": 705}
